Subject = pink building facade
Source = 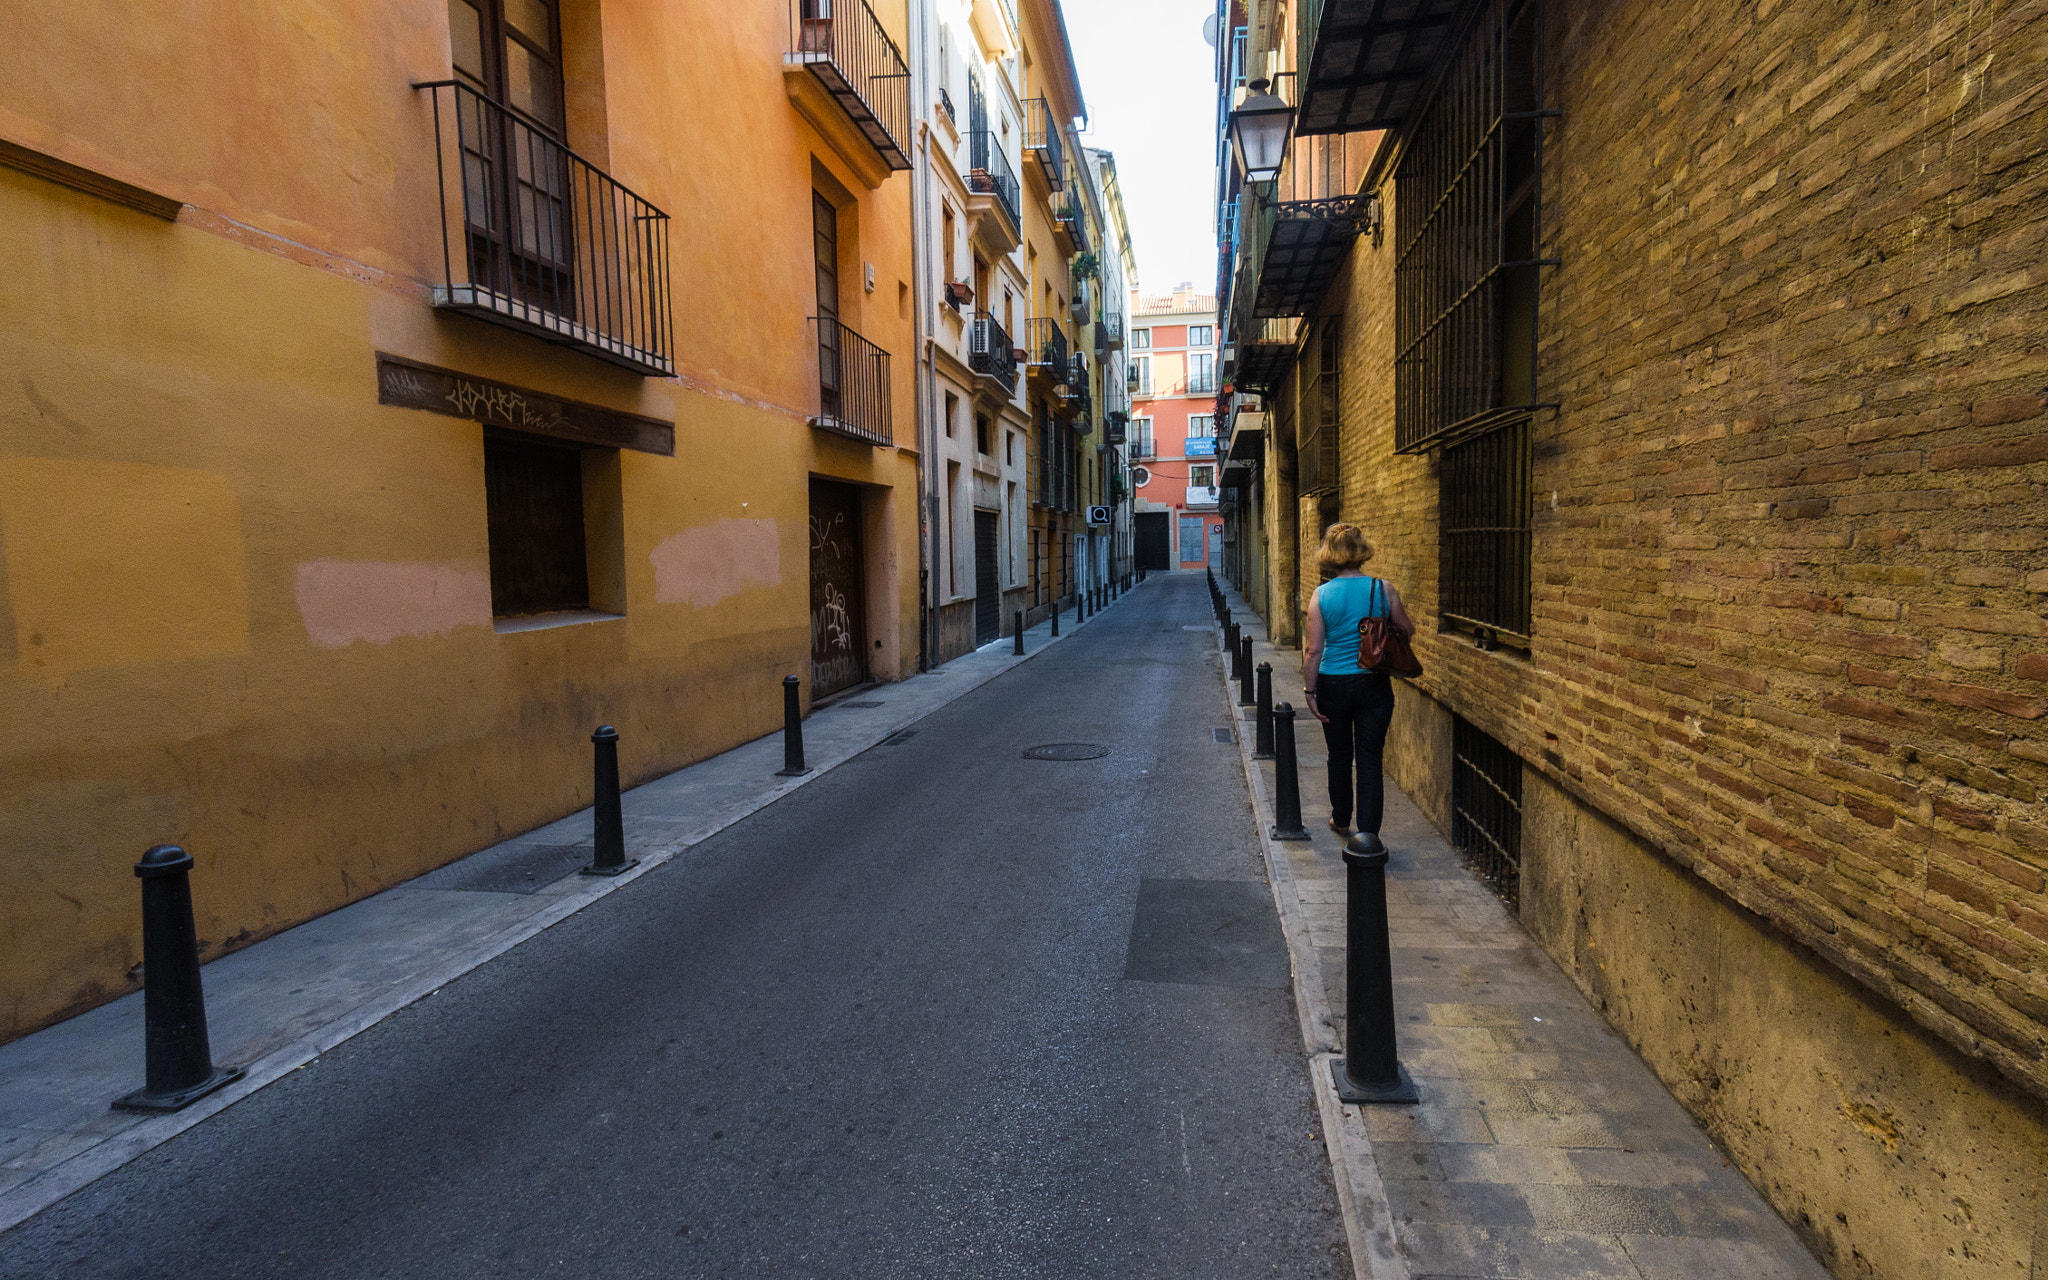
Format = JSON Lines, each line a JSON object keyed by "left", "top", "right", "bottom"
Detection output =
{"left": 1127, "top": 285, "right": 1222, "bottom": 572}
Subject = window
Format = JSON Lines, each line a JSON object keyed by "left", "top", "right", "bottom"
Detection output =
{"left": 1187, "top": 325, "right": 1212, "bottom": 347}
{"left": 1452, "top": 717, "right": 1524, "bottom": 909}
{"left": 1298, "top": 321, "right": 1339, "bottom": 495}
{"left": 450, "top": 0, "right": 563, "bottom": 130}
{"left": 1189, "top": 464, "right": 1216, "bottom": 489}
{"left": 1132, "top": 416, "right": 1154, "bottom": 456}
{"left": 1394, "top": 0, "right": 1551, "bottom": 452}
{"left": 484, "top": 432, "right": 587, "bottom": 617}
{"left": 1393, "top": 0, "right": 1548, "bottom": 639}
{"left": 941, "top": 205, "right": 957, "bottom": 284}
{"left": 1133, "top": 464, "right": 1152, "bottom": 488}
{"left": 1005, "top": 429, "right": 1015, "bottom": 464}
{"left": 944, "top": 391, "right": 958, "bottom": 438}
{"left": 1132, "top": 328, "right": 1151, "bottom": 349}
{"left": 976, "top": 413, "right": 992, "bottom": 455}
{"left": 1187, "top": 414, "right": 1214, "bottom": 439}
{"left": 1188, "top": 352, "right": 1215, "bottom": 393}
{"left": 1132, "top": 356, "right": 1151, "bottom": 394}
{"left": 1441, "top": 421, "right": 1533, "bottom": 642}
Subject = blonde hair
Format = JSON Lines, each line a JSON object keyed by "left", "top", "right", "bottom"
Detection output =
{"left": 1316, "top": 522, "right": 1373, "bottom": 573}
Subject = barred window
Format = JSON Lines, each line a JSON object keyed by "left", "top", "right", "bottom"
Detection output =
{"left": 1297, "top": 320, "right": 1339, "bottom": 496}
{"left": 1440, "top": 420, "right": 1531, "bottom": 642}
{"left": 1392, "top": 0, "right": 1553, "bottom": 453}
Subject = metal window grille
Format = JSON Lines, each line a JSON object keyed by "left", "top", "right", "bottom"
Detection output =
{"left": 1441, "top": 419, "right": 1532, "bottom": 641}
{"left": 1297, "top": 321, "right": 1340, "bottom": 496}
{"left": 966, "top": 131, "right": 1021, "bottom": 231}
{"left": 419, "top": 81, "right": 673, "bottom": 376}
{"left": 1025, "top": 318, "right": 1068, "bottom": 375}
{"left": 1452, "top": 717, "right": 1522, "bottom": 909}
{"left": 1392, "top": 0, "right": 1555, "bottom": 454}
{"left": 786, "top": 0, "right": 911, "bottom": 169}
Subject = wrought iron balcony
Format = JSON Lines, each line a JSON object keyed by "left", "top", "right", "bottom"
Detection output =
{"left": 1024, "top": 98, "right": 1065, "bottom": 190}
{"left": 811, "top": 315, "right": 893, "bottom": 446}
{"left": 939, "top": 85, "right": 955, "bottom": 123}
{"left": 1056, "top": 189, "right": 1089, "bottom": 253}
{"left": 418, "top": 81, "right": 673, "bottom": 376}
{"left": 786, "top": 0, "right": 912, "bottom": 169}
{"left": 1101, "top": 312, "right": 1124, "bottom": 350}
{"left": 965, "top": 131, "right": 1021, "bottom": 231}
{"left": 1187, "top": 374, "right": 1219, "bottom": 396}
{"left": 969, "top": 311, "right": 1018, "bottom": 394}
{"left": 1295, "top": 0, "right": 1464, "bottom": 137}
{"left": 1232, "top": 316, "right": 1300, "bottom": 391}
{"left": 1104, "top": 410, "right": 1128, "bottom": 445}
{"left": 1023, "top": 317, "right": 1068, "bottom": 381}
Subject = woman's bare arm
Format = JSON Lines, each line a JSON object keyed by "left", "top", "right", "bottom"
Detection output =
{"left": 1303, "top": 589, "right": 1329, "bottom": 721}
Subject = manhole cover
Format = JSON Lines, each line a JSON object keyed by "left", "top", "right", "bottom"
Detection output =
{"left": 1212, "top": 727, "right": 1235, "bottom": 743}
{"left": 1022, "top": 743, "right": 1110, "bottom": 761}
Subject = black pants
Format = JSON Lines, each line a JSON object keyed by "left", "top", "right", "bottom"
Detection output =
{"left": 1316, "top": 672, "right": 1395, "bottom": 833}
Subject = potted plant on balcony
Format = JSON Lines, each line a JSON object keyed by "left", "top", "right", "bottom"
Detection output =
{"left": 1071, "top": 250, "right": 1099, "bottom": 281}
{"left": 944, "top": 281, "right": 973, "bottom": 309}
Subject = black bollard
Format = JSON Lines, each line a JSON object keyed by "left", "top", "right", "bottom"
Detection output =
{"left": 1270, "top": 705, "right": 1312, "bottom": 842}
{"left": 583, "top": 726, "right": 637, "bottom": 876}
{"left": 1333, "top": 835, "right": 1419, "bottom": 1103}
{"left": 775, "top": 675, "right": 811, "bottom": 777}
{"left": 1014, "top": 610, "right": 1025, "bottom": 655}
{"left": 1255, "top": 662, "right": 1275, "bottom": 759}
{"left": 115, "top": 846, "right": 245, "bottom": 1113}
{"left": 1238, "top": 634, "right": 1256, "bottom": 706}
{"left": 1227, "top": 622, "right": 1243, "bottom": 678}
{"left": 1053, "top": 598, "right": 1062, "bottom": 636}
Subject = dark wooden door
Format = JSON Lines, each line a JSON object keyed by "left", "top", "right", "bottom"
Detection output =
{"left": 1135, "top": 511, "right": 1171, "bottom": 570}
{"left": 809, "top": 479, "right": 866, "bottom": 697}
{"left": 973, "top": 509, "right": 1000, "bottom": 644}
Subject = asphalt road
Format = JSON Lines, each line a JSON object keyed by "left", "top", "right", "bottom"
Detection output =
{"left": 2, "top": 572, "right": 1347, "bottom": 1278}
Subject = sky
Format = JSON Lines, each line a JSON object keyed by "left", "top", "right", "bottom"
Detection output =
{"left": 1062, "top": 0, "right": 1220, "bottom": 299}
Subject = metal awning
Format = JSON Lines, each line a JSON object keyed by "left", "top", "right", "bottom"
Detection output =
{"left": 1295, "top": 0, "right": 1469, "bottom": 137}
{"left": 1251, "top": 197, "right": 1375, "bottom": 318}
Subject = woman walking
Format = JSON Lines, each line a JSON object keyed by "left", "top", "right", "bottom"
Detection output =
{"left": 1302, "top": 523, "right": 1415, "bottom": 853}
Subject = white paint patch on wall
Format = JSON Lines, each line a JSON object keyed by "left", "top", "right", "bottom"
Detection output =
{"left": 295, "top": 560, "right": 492, "bottom": 647}
{"left": 650, "top": 518, "right": 781, "bottom": 607}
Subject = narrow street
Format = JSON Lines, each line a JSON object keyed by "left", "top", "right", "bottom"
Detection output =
{"left": 0, "top": 575, "right": 1348, "bottom": 1279}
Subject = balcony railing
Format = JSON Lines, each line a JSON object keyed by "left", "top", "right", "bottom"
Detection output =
{"left": 938, "top": 85, "right": 955, "bottom": 123}
{"left": 1057, "top": 189, "right": 1090, "bottom": 253}
{"left": 1187, "top": 374, "right": 1218, "bottom": 395}
{"left": 812, "top": 315, "right": 893, "bottom": 446}
{"left": 1105, "top": 410, "right": 1128, "bottom": 445}
{"left": 1023, "top": 317, "right": 1068, "bottom": 378}
{"left": 969, "top": 311, "right": 1018, "bottom": 394}
{"left": 419, "top": 81, "right": 673, "bottom": 376}
{"left": 1024, "top": 98, "right": 1065, "bottom": 190}
{"left": 1101, "top": 312, "right": 1124, "bottom": 350}
{"left": 1227, "top": 108, "right": 1379, "bottom": 340}
{"left": 1232, "top": 316, "right": 1300, "bottom": 391}
{"left": 786, "top": 0, "right": 912, "bottom": 169}
{"left": 965, "top": 131, "right": 1021, "bottom": 231}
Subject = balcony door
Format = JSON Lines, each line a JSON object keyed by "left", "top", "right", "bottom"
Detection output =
{"left": 449, "top": 0, "right": 574, "bottom": 317}
{"left": 814, "top": 192, "right": 842, "bottom": 422}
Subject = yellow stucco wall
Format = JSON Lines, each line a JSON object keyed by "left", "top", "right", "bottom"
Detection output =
{"left": 0, "top": 0, "right": 920, "bottom": 1039}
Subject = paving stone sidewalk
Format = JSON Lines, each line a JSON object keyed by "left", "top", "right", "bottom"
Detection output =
{"left": 1214, "top": 577, "right": 1830, "bottom": 1280}
{"left": 0, "top": 585, "right": 1140, "bottom": 1233}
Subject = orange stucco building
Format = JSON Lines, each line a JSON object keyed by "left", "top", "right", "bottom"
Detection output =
{"left": 0, "top": 0, "right": 924, "bottom": 1037}
{"left": 1128, "top": 285, "right": 1222, "bottom": 572}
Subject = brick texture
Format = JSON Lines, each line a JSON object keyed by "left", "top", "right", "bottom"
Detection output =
{"left": 1277, "top": 0, "right": 2048, "bottom": 1098}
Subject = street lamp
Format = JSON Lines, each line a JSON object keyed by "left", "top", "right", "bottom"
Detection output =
{"left": 1230, "top": 79, "right": 1293, "bottom": 184}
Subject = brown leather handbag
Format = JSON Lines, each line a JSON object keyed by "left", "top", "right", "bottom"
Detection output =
{"left": 1358, "top": 578, "right": 1423, "bottom": 678}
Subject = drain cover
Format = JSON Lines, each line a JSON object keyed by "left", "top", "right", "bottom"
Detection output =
{"left": 1213, "top": 727, "right": 1235, "bottom": 743}
{"left": 1022, "top": 743, "right": 1110, "bottom": 761}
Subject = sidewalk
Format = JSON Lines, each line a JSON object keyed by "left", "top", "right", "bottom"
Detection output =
{"left": 1213, "top": 577, "right": 1830, "bottom": 1280}
{"left": 0, "top": 583, "right": 1147, "bottom": 1233}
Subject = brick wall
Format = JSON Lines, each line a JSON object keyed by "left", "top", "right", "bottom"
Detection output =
{"left": 1299, "top": 0, "right": 2048, "bottom": 1101}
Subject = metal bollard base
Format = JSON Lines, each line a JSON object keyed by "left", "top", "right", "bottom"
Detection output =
{"left": 114, "top": 1064, "right": 245, "bottom": 1114}
{"left": 1270, "top": 823, "right": 1311, "bottom": 842}
{"left": 580, "top": 857, "right": 641, "bottom": 877}
{"left": 774, "top": 766, "right": 814, "bottom": 778}
{"left": 1331, "top": 1059, "right": 1419, "bottom": 1105}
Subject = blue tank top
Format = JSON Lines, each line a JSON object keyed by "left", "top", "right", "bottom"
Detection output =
{"left": 1316, "top": 576, "right": 1386, "bottom": 675}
